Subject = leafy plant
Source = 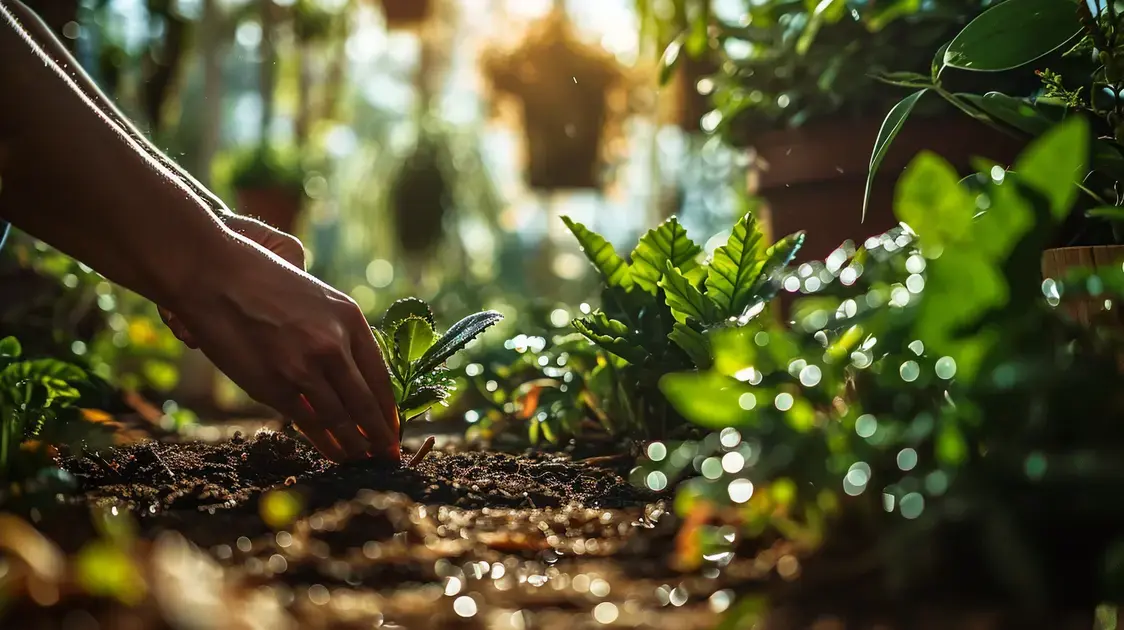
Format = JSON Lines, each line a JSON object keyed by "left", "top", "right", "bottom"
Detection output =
{"left": 864, "top": 0, "right": 1124, "bottom": 246}
{"left": 562, "top": 210, "right": 805, "bottom": 438}
{"left": 656, "top": 0, "right": 994, "bottom": 139}
{"left": 0, "top": 336, "right": 114, "bottom": 485}
{"left": 212, "top": 144, "right": 306, "bottom": 196}
{"left": 370, "top": 298, "right": 503, "bottom": 437}
{"left": 641, "top": 117, "right": 1124, "bottom": 620}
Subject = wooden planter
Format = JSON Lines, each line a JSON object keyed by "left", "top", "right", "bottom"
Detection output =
{"left": 235, "top": 187, "right": 304, "bottom": 236}
{"left": 749, "top": 115, "right": 1025, "bottom": 264}
{"left": 1042, "top": 245, "right": 1124, "bottom": 328}
{"left": 380, "top": 0, "right": 431, "bottom": 28}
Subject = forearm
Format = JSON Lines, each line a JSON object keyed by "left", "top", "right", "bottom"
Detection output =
{"left": 0, "top": 2, "right": 234, "bottom": 309}
{"left": 2, "top": 0, "right": 232, "bottom": 216}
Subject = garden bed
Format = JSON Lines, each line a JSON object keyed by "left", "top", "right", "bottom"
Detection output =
{"left": 6, "top": 430, "right": 794, "bottom": 629}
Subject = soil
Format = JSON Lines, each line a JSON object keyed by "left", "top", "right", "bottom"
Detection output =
{"left": 2, "top": 430, "right": 791, "bottom": 630}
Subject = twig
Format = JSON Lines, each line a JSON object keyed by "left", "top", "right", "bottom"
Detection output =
{"left": 150, "top": 443, "right": 176, "bottom": 481}
{"left": 407, "top": 436, "right": 436, "bottom": 468}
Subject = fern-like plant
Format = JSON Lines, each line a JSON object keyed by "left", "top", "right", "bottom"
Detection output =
{"left": 0, "top": 337, "right": 114, "bottom": 483}
{"left": 561, "top": 212, "right": 805, "bottom": 438}
{"left": 370, "top": 299, "right": 503, "bottom": 437}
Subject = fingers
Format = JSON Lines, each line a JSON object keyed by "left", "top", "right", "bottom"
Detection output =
{"left": 288, "top": 394, "right": 349, "bottom": 462}
{"left": 157, "top": 306, "right": 198, "bottom": 349}
{"left": 324, "top": 344, "right": 399, "bottom": 461}
{"left": 300, "top": 377, "right": 372, "bottom": 461}
{"left": 347, "top": 314, "right": 402, "bottom": 458}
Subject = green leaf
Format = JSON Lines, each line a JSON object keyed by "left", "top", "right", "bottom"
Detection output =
{"left": 871, "top": 70, "right": 933, "bottom": 89}
{"left": 943, "top": 0, "right": 1083, "bottom": 72}
{"left": 661, "top": 262, "right": 717, "bottom": 324}
{"left": 400, "top": 385, "right": 448, "bottom": 421}
{"left": 660, "top": 372, "right": 753, "bottom": 430}
{"left": 572, "top": 312, "right": 649, "bottom": 364}
{"left": 705, "top": 212, "right": 766, "bottom": 318}
{"left": 864, "top": 90, "right": 926, "bottom": 222}
{"left": 1087, "top": 207, "right": 1124, "bottom": 222}
{"left": 0, "top": 337, "right": 20, "bottom": 360}
{"left": 894, "top": 151, "right": 975, "bottom": 251}
{"left": 658, "top": 33, "right": 686, "bottom": 86}
{"left": 380, "top": 297, "right": 435, "bottom": 333}
{"left": 630, "top": 217, "right": 703, "bottom": 295}
{"left": 561, "top": 215, "right": 634, "bottom": 290}
{"left": 394, "top": 316, "right": 438, "bottom": 369}
{"left": 371, "top": 326, "right": 404, "bottom": 388}
{"left": 1011, "top": 116, "right": 1089, "bottom": 222}
{"left": 932, "top": 41, "right": 950, "bottom": 81}
{"left": 413, "top": 310, "right": 504, "bottom": 378}
{"left": 937, "top": 422, "right": 968, "bottom": 465}
{"left": 747, "top": 231, "right": 807, "bottom": 308}
{"left": 668, "top": 323, "right": 713, "bottom": 370}
{"left": 955, "top": 92, "right": 1066, "bottom": 138}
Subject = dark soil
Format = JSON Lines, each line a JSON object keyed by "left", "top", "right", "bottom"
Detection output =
{"left": 2, "top": 430, "right": 788, "bottom": 630}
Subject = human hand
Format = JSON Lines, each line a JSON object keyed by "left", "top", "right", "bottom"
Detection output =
{"left": 162, "top": 223, "right": 401, "bottom": 463}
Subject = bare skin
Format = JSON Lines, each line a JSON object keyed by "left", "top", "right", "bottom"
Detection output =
{"left": 0, "top": 1, "right": 401, "bottom": 462}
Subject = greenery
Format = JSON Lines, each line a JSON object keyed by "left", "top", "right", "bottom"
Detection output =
{"left": 560, "top": 209, "right": 805, "bottom": 439}
{"left": 865, "top": 0, "right": 1122, "bottom": 246}
{"left": 212, "top": 144, "right": 307, "bottom": 197}
{"left": 370, "top": 298, "right": 503, "bottom": 437}
{"left": 633, "top": 117, "right": 1124, "bottom": 617}
{"left": 657, "top": 0, "right": 996, "bottom": 139}
{"left": 0, "top": 336, "right": 114, "bottom": 488}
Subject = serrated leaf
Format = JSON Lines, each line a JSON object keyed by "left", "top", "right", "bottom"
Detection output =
{"left": 400, "top": 386, "right": 448, "bottom": 422}
{"left": 395, "top": 316, "right": 438, "bottom": 371}
{"left": 864, "top": 90, "right": 926, "bottom": 222}
{"left": 661, "top": 262, "right": 718, "bottom": 324}
{"left": 630, "top": 217, "right": 703, "bottom": 295}
{"left": 371, "top": 326, "right": 404, "bottom": 388}
{"left": 414, "top": 310, "right": 504, "bottom": 378}
{"left": 705, "top": 212, "right": 766, "bottom": 317}
{"left": 561, "top": 216, "right": 634, "bottom": 290}
{"left": 572, "top": 312, "right": 649, "bottom": 364}
{"left": 747, "top": 231, "right": 806, "bottom": 303}
{"left": 668, "top": 323, "right": 713, "bottom": 370}
{"left": 380, "top": 297, "right": 435, "bottom": 333}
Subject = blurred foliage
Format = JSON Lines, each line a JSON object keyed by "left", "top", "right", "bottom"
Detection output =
{"left": 867, "top": 0, "right": 1124, "bottom": 248}
{"left": 656, "top": 0, "right": 1004, "bottom": 139}
{"left": 212, "top": 144, "right": 307, "bottom": 196}
{"left": 0, "top": 337, "right": 115, "bottom": 493}
{"left": 633, "top": 117, "right": 1124, "bottom": 617}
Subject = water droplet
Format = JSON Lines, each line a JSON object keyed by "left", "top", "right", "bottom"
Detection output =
{"left": 899, "top": 360, "right": 921, "bottom": 382}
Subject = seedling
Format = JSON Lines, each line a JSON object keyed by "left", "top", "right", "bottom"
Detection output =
{"left": 371, "top": 298, "right": 503, "bottom": 439}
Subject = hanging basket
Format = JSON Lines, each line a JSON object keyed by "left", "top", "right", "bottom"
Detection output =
{"left": 380, "top": 0, "right": 432, "bottom": 29}
{"left": 482, "top": 11, "right": 629, "bottom": 192}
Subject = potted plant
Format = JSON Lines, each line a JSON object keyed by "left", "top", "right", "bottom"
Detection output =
{"left": 213, "top": 145, "right": 307, "bottom": 235}
{"left": 481, "top": 8, "right": 632, "bottom": 192}
{"left": 661, "top": 0, "right": 1025, "bottom": 262}
{"left": 865, "top": 0, "right": 1124, "bottom": 325}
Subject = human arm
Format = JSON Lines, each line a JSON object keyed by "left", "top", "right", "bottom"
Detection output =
{"left": 0, "top": 1, "right": 401, "bottom": 460}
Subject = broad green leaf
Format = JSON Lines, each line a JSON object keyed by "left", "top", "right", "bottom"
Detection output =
{"left": 864, "top": 90, "right": 926, "bottom": 222}
{"left": 661, "top": 262, "right": 717, "bottom": 324}
{"left": 668, "top": 322, "right": 713, "bottom": 370}
{"left": 943, "top": 0, "right": 1083, "bottom": 72}
{"left": 705, "top": 212, "right": 766, "bottom": 317}
{"left": 630, "top": 217, "right": 703, "bottom": 295}
{"left": 955, "top": 93, "right": 1066, "bottom": 139}
{"left": 894, "top": 151, "right": 974, "bottom": 251}
{"left": 660, "top": 372, "right": 754, "bottom": 429}
{"left": 380, "top": 297, "right": 435, "bottom": 333}
{"left": 572, "top": 312, "right": 649, "bottom": 364}
{"left": 747, "top": 231, "right": 807, "bottom": 307}
{"left": 414, "top": 310, "right": 504, "bottom": 377}
{"left": 394, "top": 316, "right": 438, "bottom": 369}
{"left": 561, "top": 216, "right": 634, "bottom": 290}
{"left": 0, "top": 337, "right": 20, "bottom": 360}
{"left": 1012, "top": 116, "right": 1089, "bottom": 222}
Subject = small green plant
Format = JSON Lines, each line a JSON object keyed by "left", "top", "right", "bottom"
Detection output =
{"left": 0, "top": 337, "right": 114, "bottom": 485}
{"left": 213, "top": 144, "right": 306, "bottom": 196}
{"left": 370, "top": 298, "right": 503, "bottom": 437}
{"left": 561, "top": 211, "right": 805, "bottom": 438}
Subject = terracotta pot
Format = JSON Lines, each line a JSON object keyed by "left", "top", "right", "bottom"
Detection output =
{"left": 235, "top": 187, "right": 304, "bottom": 235}
{"left": 748, "top": 115, "right": 1025, "bottom": 264}
{"left": 1042, "top": 245, "right": 1124, "bottom": 328}
{"left": 380, "top": 0, "right": 431, "bottom": 28}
